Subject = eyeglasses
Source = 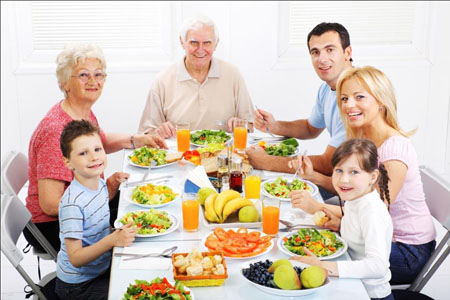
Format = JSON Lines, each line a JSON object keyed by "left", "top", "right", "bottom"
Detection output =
{"left": 71, "top": 72, "right": 107, "bottom": 83}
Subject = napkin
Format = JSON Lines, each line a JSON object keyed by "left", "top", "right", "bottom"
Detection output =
{"left": 118, "top": 247, "right": 172, "bottom": 270}
{"left": 184, "top": 165, "right": 215, "bottom": 193}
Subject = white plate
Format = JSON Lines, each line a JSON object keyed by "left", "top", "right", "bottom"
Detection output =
{"left": 115, "top": 210, "right": 179, "bottom": 238}
{"left": 240, "top": 259, "right": 329, "bottom": 297}
{"left": 261, "top": 177, "right": 319, "bottom": 201}
{"left": 264, "top": 142, "right": 300, "bottom": 157}
{"left": 278, "top": 230, "right": 348, "bottom": 260}
{"left": 190, "top": 129, "right": 232, "bottom": 147}
{"left": 201, "top": 227, "right": 274, "bottom": 260}
{"left": 200, "top": 199, "right": 262, "bottom": 229}
{"left": 123, "top": 279, "right": 194, "bottom": 300}
{"left": 127, "top": 156, "right": 178, "bottom": 169}
{"left": 125, "top": 185, "right": 180, "bottom": 209}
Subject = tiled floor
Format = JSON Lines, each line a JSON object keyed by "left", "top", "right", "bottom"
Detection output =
{"left": 2, "top": 189, "right": 449, "bottom": 299}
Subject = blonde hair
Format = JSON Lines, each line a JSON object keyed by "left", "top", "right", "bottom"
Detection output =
{"left": 336, "top": 66, "right": 414, "bottom": 139}
{"left": 56, "top": 43, "right": 106, "bottom": 97}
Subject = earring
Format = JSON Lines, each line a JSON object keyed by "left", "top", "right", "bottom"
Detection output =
{"left": 379, "top": 106, "right": 383, "bottom": 112}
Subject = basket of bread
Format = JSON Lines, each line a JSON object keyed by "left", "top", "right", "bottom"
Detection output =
{"left": 172, "top": 248, "right": 228, "bottom": 286}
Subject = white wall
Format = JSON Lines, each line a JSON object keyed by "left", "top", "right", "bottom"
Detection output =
{"left": 2, "top": 1, "right": 450, "bottom": 179}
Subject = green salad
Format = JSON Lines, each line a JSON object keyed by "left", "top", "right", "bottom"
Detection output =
{"left": 119, "top": 209, "right": 172, "bottom": 235}
{"left": 128, "top": 147, "right": 167, "bottom": 166}
{"left": 263, "top": 176, "right": 312, "bottom": 198}
{"left": 283, "top": 228, "right": 344, "bottom": 257}
{"left": 190, "top": 129, "right": 231, "bottom": 145}
{"left": 132, "top": 184, "right": 178, "bottom": 206}
{"left": 123, "top": 277, "right": 192, "bottom": 300}
{"left": 264, "top": 138, "right": 299, "bottom": 156}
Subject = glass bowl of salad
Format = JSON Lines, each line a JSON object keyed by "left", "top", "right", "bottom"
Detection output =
{"left": 261, "top": 176, "right": 319, "bottom": 201}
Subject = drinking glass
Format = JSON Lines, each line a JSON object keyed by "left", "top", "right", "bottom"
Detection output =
{"left": 176, "top": 123, "right": 190, "bottom": 152}
{"left": 245, "top": 174, "right": 261, "bottom": 199}
{"left": 262, "top": 197, "right": 280, "bottom": 236}
{"left": 182, "top": 193, "right": 199, "bottom": 231}
{"left": 233, "top": 119, "right": 248, "bottom": 151}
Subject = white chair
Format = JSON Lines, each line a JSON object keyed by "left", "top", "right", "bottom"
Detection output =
{"left": 1, "top": 194, "right": 55, "bottom": 300}
{"left": 392, "top": 165, "right": 450, "bottom": 292}
{"left": 1, "top": 151, "right": 58, "bottom": 261}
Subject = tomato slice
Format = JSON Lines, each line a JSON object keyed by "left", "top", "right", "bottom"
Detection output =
{"left": 214, "top": 228, "right": 229, "bottom": 241}
{"left": 231, "top": 237, "right": 248, "bottom": 248}
{"left": 258, "top": 235, "right": 272, "bottom": 244}
{"left": 237, "top": 228, "right": 248, "bottom": 235}
{"left": 246, "top": 231, "right": 261, "bottom": 242}
{"left": 223, "top": 244, "right": 240, "bottom": 254}
{"left": 205, "top": 239, "right": 222, "bottom": 250}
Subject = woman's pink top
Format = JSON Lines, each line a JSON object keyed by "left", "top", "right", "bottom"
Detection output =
{"left": 26, "top": 101, "right": 106, "bottom": 223}
{"left": 378, "top": 135, "right": 436, "bottom": 245}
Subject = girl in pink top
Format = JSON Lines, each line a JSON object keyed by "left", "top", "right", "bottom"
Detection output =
{"left": 289, "top": 66, "right": 436, "bottom": 284}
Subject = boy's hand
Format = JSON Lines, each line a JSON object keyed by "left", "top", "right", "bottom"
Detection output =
{"left": 114, "top": 223, "right": 136, "bottom": 247}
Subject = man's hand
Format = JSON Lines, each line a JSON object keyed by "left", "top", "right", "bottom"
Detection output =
{"left": 245, "top": 145, "right": 270, "bottom": 170}
{"left": 155, "top": 122, "right": 176, "bottom": 139}
{"left": 106, "top": 172, "right": 129, "bottom": 199}
{"left": 254, "top": 109, "right": 278, "bottom": 133}
{"left": 135, "top": 134, "right": 168, "bottom": 149}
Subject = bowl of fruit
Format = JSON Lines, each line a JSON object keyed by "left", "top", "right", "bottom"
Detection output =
{"left": 240, "top": 259, "right": 329, "bottom": 297}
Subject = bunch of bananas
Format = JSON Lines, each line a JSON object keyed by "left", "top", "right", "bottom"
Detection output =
{"left": 204, "top": 190, "right": 255, "bottom": 223}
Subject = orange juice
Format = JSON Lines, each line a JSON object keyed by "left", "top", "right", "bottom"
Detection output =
{"left": 182, "top": 199, "right": 199, "bottom": 231}
{"left": 262, "top": 206, "right": 280, "bottom": 235}
{"left": 245, "top": 175, "right": 261, "bottom": 199}
{"left": 234, "top": 127, "right": 247, "bottom": 149}
{"left": 177, "top": 129, "right": 190, "bottom": 152}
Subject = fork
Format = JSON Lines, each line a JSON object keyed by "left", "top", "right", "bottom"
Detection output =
{"left": 255, "top": 105, "right": 275, "bottom": 137}
{"left": 290, "top": 149, "right": 308, "bottom": 180}
{"left": 116, "top": 246, "right": 178, "bottom": 261}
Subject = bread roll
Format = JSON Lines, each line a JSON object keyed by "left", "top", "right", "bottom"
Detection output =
{"left": 313, "top": 211, "right": 329, "bottom": 226}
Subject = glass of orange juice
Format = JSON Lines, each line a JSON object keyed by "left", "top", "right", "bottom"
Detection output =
{"left": 262, "top": 197, "right": 280, "bottom": 236}
{"left": 182, "top": 193, "right": 199, "bottom": 231}
{"left": 233, "top": 119, "right": 248, "bottom": 151}
{"left": 176, "top": 123, "right": 190, "bottom": 153}
{"left": 245, "top": 174, "right": 261, "bottom": 199}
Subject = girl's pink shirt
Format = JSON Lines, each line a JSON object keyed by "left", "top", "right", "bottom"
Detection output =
{"left": 378, "top": 135, "right": 436, "bottom": 245}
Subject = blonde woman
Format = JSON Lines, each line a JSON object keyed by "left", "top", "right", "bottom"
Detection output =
{"left": 289, "top": 66, "right": 436, "bottom": 284}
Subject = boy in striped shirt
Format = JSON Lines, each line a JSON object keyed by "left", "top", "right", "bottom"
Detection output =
{"left": 55, "top": 120, "right": 136, "bottom": 300}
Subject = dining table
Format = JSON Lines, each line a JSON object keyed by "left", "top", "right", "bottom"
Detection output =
{"left": 108, "top": 134, "right": 370, "bottom": 300}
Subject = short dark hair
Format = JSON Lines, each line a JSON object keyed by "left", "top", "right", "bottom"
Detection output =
{"left": 307, "top": 22, "right": 352, "bottom": 61}
{"left": 60, "top": 120, "right": 100, "bottom": 158}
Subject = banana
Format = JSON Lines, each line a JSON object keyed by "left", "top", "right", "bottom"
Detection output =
{"left": 214, "top": 190, "right": 241, "bottom": 222}
{"left": 205, "top": 193, "right": 220, "bottom": 223}
{"left": 222, "top": 198, "right": 255, "bottom": 222}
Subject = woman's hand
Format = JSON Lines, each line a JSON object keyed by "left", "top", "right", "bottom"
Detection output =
{"left": 290, "top": 189, "right": 322, "bottom": 214}
{"left": 135, "top": 133, "right": 168, "bottom": 149}
{"left": 155, "top": 122, "right": 176, "bottom": 139}
{"left": 322, "top": 207, "right": 341, "bottom": 232}
{"left": 106, "top": 172, "right": 129, "bottom": 199}
{"left": 112, "top": 223, "right": 136, "bottom": 247}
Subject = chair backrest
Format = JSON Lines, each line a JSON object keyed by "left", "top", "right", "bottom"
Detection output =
{"left": 1, "top": 151, "right": 28, "bottom": 196}
{"left": 1, "top": 194, "right": 48, "bottom": 300}
{"left": 407, "top": 166, "right": 450, "bottom": 292}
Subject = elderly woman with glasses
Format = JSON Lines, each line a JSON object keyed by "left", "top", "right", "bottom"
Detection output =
{"left": 138, "top": 15, "right": 255, "bottom": 138}
{"left": 23, "top": 43, "right": 166, "bottom": 253}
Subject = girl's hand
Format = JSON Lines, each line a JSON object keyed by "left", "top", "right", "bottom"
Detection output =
{"left": 289, "top": 189, "right": 321, "bottom": 214}
{"left": 323, "top": 207, "right": 341, "bottom": 232}
{"left": 290, "top": 247, "right": 321, "bottom": 266}
{"left": 113, "top": 223, "right": 137, "bottom": 247}
{"left": 288, "top": 155, "right": 315, "bottom": 181}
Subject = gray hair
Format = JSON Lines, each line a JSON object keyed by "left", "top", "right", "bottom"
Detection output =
{"left": 179, "top": 15, "right": 219, "bottom": 43}
{"left": 56, "top": 43, "right": 107, "bottom": 97}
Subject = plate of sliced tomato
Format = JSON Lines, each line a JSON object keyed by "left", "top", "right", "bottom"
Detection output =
{"left": 202, "top": 227, "right": 274, "bottom": 260}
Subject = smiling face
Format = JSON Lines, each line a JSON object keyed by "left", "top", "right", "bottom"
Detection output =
{"left": 64, "top": 133, "right": 106, "bottom": 183}
{"left": 63, "top": 58, "right": 105, "bottom": 103}
{"left": 332, "top": 153, "right": 378, "bottom": 201}
{"left": 181, "top": 25, "right": 217, "bottom": 72}
{"left": 308, "top": 31, "right": 352, "bottom": 90}
{"left": 340, "top": 78, "right": 383, "bottom": 129}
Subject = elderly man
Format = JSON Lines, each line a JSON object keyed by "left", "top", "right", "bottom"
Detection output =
{"left": 247, "top": 23, "right": 352, "bottom": 183}
{"left": 138, "top": 16, "right": 255, "bottom": 138}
